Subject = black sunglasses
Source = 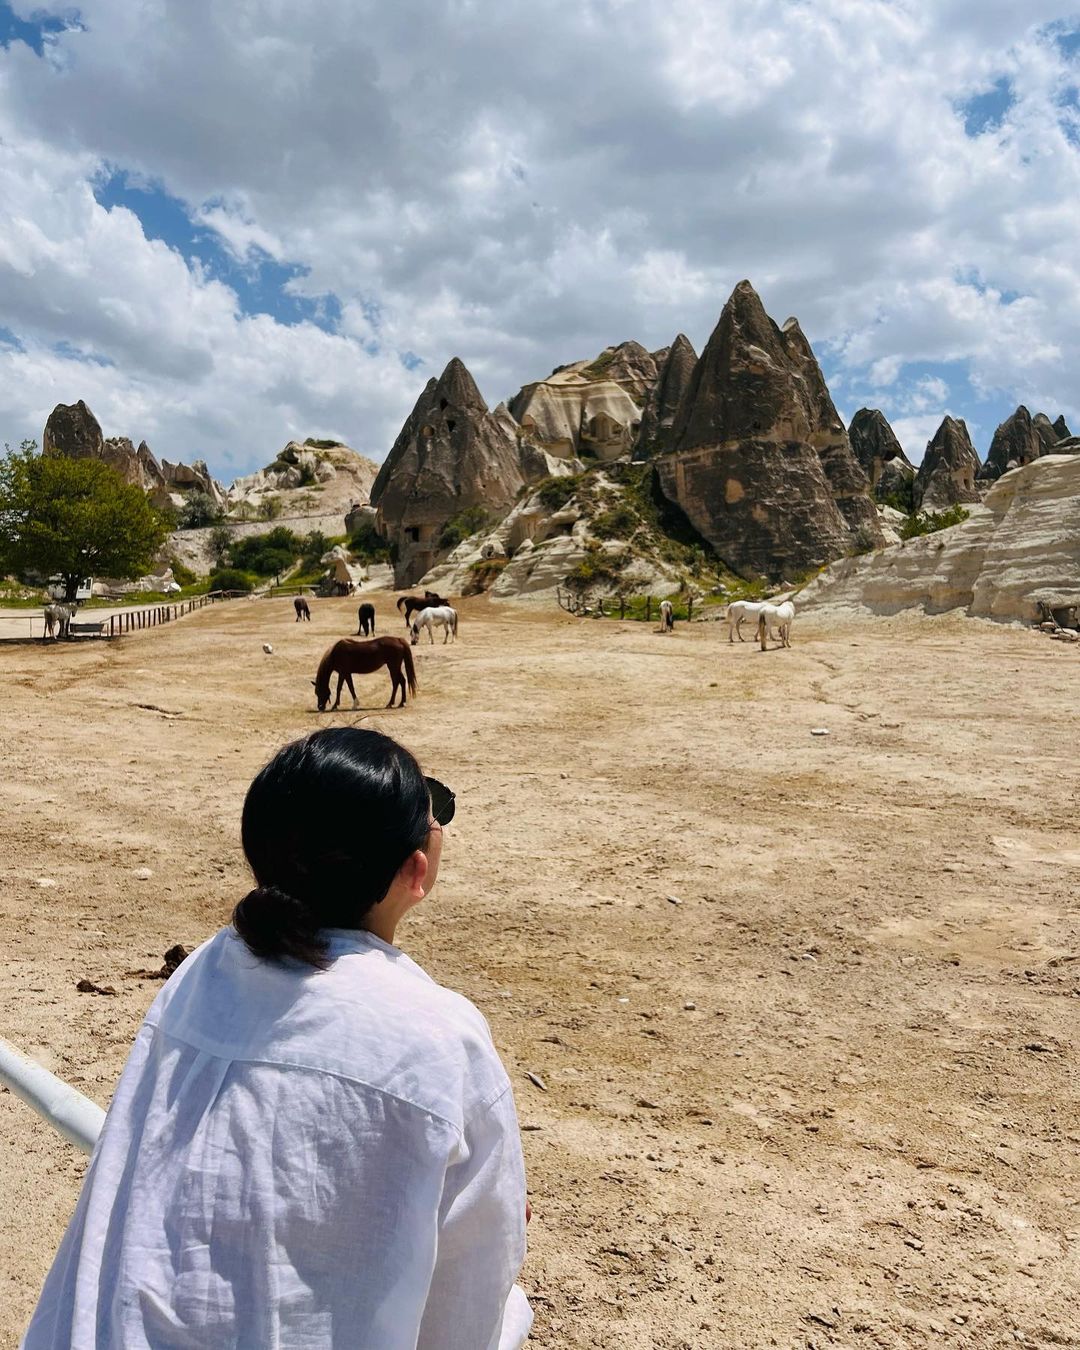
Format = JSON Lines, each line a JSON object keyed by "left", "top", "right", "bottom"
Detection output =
{"left": 425, "top": 776, "right": 456, "bottom": 826}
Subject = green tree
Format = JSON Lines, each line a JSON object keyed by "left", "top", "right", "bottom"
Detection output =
{"left": 257, "top": 495, "right": 283, "bottom": 521}
{"left": 0, "top": 443, "right": 170, "bottom": 601}
{"left": 208, "top": 523, "right": 234, "bottom": 567}
{"left": 301, "top": 530, "right": 330, "bottom": 569}
{"left": 177, "top": 490, "right": 223, "bottom": 529}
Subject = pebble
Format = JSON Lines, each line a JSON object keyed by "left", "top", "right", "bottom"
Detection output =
{"left": 667, "top": 895, "right": 683, "bottom": 906}
{"left": 262, "top": 643, "right": 274, "bottom": 654}
{"left": 35, "top": 878, "right": 57, "bottom": 888}
{"left": 525, "top": 1071, "right": 548, "bottom": 1092}
{"left": 133, "top": 867, "right": 153, "bottom": 881}
{"left": 617, "top": 996, "right": 630, "bottom": 1003}
{"left": 683, "top": 1001, "right": 697, "bottom": 1011}
{"left": 811, "top": 728, "right": 830, "bottom": 736}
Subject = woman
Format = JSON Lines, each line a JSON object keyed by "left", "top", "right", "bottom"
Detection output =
{"left": 24, "top": 728, "right": 532, "bottom": 1349}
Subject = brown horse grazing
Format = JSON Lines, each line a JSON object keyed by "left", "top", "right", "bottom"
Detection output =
{"left": 396, "top": 593, "right": 449, "bottom": 627}
{"left": 356, "top": 602, "right": 375, "bottom": 636}
{"left": 312, "top": 637, "right": 417, "bottom": 711}
{"left": 294, "top": 596, "right": 311, "bottom": 621}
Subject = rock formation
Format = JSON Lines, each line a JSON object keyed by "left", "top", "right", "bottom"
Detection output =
{"left": 42, "top": 400, "right": 104, "bottom": 462}
{"left": 41, "top": 400, "right": 227, "bottom": 506}
{"left": 913, "top": 416, "right": 981, "bottom": 510}
{"left": 797, "top": 454, "right": 1080, "bottom": 625}
{"left": 634, "top": 334, "right": 697, "bottom": 460}
{"left": 509, "top": 341, "right": 656, "bottom": 464}
{"left": 848, "top": 408, "right": 915, "bottom": 500}
{"left": 653, "top": 280, "right": 882, "bottom": 579}
{"left": 1053, "top": 415, "right": 1072, "bottom": 440}
{"left": 979, "top": 406, "right": 1057, "bottom": 483}
{"left": 370, "top": 357, "right": 525, "bottom": 585}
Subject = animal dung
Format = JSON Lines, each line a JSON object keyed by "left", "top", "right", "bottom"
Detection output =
{"left": 262, "top": 643, "right": 274, "bottom": 654}
{"left": 811, "top": 728, "right": 830, "bottom": 736}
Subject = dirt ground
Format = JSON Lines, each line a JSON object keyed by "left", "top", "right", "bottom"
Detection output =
{"left": 1, "top": 594, "right": 1077, "bottom": 1349}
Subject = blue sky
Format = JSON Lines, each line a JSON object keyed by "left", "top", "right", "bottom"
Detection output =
{"left": 2, "top": 1, "right": 1080, "bottom": 479}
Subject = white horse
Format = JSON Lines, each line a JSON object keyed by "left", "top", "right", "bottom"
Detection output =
{"left": 43, "top": 603, "right": 76, "bottom": 641}
{"left": 757, "top": 600, "right": 795, "bottom": 649}
{"left": 726, "top": 600, "right": 768, "bottom": 643}
{"left": 659, "top": 599, "right": 674, "bottom": 632}
{"left": 410, "top": 605, "right": 458, "bottom": 645}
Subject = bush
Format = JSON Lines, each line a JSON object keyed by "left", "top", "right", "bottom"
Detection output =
{"left": 229, "top": 527, "right": 299, "bottom": 576}
{"left": 899, "top": 504, "right": 970, "bottom": 540}
{"left": 209, "top": 567, "right": 255, "bottom": 594}
{"left": 177, "top": 491, "right": 223, "bottom": 529}
{"left": 301, "top": 530, "right": 330, "bottom": 569}
{"left": 348, "top": 517, "right": 392, "bottom": 563}
{"left": 850, "top": 522, "right": 881, "bottom": 556}
{"left": 304, "top": 438, "right": 340, "bottom": 450}
{"left": 208, "top": 524, "right": 234, "bottom": 567}
{"left": 590, "top": 503, "right": 640, "bottom": 540}
{"left": 438, "top": 505, "right": 490, "bottom": 551}
{"left": 169, "top": 557, "right": 198, "bottom": 588}
{"left": 463, "top": 557, "right": 507, "bottom": 595}
{"left": 564, "top": 543, "right": 629, "bottom": 597}
{"left": 258, "top": 496, "right": 283, "bottom": 521}
{"left": 536, "top": 474, "right": 585, "bottom": 511}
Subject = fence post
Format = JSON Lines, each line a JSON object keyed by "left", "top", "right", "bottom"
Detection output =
{"left": 688, "top": 594, "right": 693, "bottom": 621}
{"left": 646, "top": 596, "right": 652, "bottom": 623}
{"left": 619, "top": 596, "right": 625, "bottom": 620}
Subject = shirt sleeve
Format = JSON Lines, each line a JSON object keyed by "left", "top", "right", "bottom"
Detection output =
{"left": 417, "top": 1085, "right": 532, "bottom": 1350}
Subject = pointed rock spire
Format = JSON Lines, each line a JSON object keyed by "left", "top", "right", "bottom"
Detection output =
{"left": 657, "top": 281, "right": 881, "bottom": 578}
{"left": 1053, "top": 414, "right": 1072, "bottom": 440}
{"left": 370, "top": 357, "right": 524, "bottom": 585}
{"left": 42, "top": 400, "right": 104, "bottom": 461}
{"left": 634, "top": 333, "right": 697, "bottom": 460}
{"left": 979, "top": 406, "right": 1048, "bottom": 483}
{"left": 914, "top": 416, "right": 981, "bottom": 510}
{"left": 848, "top": 408, "right": 915, "bottom": 505}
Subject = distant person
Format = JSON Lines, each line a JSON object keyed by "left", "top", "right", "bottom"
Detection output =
{"left": 24, "top": 728, "right": 532, "bottom": 1349}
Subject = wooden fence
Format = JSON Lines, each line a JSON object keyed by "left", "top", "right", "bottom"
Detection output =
{"left": 105, "top": 589, "right": 240, "bottom": 639}
{"left": 556, "top": 589, "right": 696, "bottom": 622}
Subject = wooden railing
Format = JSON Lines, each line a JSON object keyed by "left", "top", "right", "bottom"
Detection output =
{"left": 105, "top": 589, "right": 243, "bottom": 638}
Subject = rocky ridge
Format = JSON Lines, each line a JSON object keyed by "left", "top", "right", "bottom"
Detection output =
{"left": 797, "top": 454, "right": 1080, "bottom": 624}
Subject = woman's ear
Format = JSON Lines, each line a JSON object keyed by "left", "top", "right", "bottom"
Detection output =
{"left": 396, "top": 848, "right": 429, "bottom": 899}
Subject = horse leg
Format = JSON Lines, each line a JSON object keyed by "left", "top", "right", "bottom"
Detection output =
{"left": 386, "top": 662, "right": 400, "bottom": 708}
{"left": 736, "top": 617, "right": 744, "bottom": 642}
{"left": 332, "top": 673, "right": 344, "bottom": 710}
{"left": 346, "top": 674, "right": 359, "bottom": 709}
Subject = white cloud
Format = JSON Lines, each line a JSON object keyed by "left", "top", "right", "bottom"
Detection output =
{"left": 1, "top": 0, "right": 1080, "bottom": 477}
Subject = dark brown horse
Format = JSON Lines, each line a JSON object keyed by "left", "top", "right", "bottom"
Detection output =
{"left": 396, "top": 592, "right": 449, "bottom": 627}
{"left": 356, "top": 602, "right": 375, "bottom": 636}
{"left": 312, "top": 637, "right": 417, "bottom": 711}
{"left": 294, "top": 596, "right": 311, "bottom": 621}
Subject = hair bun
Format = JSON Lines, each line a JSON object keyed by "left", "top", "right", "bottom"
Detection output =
{"left": 232, "top": 885, "right": 329, "bottom": 969}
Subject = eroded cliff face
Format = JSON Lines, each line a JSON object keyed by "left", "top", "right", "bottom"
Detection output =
{"left": 509, "top": 341, "right": 656, "bottom": 464}
{"left": 798, "top": 454, "right": 1080, "bottom": 624}
{"left": 370, "top": 357, "right": 525, "bottom": 585}
{"left": 653, "top": 281, "right": 881, "bottom": 579}
{"left": 979, "top": 406, "right": 1068, "bottom": 483}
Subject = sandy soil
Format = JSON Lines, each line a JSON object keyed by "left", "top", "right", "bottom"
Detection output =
{"left": 1, "top": 594, "right": 1077, "bottom": 1349}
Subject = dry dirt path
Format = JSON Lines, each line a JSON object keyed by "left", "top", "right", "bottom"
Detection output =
{"left": 0, "top": 595, "right": 1077, "bottom": 1348}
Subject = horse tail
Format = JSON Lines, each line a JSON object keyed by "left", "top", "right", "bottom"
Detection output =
{"left": 451, "top": 609, "right": 459, "bottom": 637}
{"left": 396, "top": 596, "right": 407, "bottom": 612}
{"left": 402, "top": 642, "right": 418, "bottom": 697}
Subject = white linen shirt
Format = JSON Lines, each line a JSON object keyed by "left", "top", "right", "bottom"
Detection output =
{"left": 23, "top": 927, "right": 532, "bottom": 1349}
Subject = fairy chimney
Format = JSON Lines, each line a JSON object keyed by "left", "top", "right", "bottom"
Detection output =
{"left": 370, "top": 358, "right": 525, "bottom": 585}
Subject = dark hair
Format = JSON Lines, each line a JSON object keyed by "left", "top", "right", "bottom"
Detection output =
{"left": 233, "top": 728, "right": 431, "bottom": 968}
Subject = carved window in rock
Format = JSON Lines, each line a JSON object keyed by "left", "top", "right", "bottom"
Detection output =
{"left": 405, "top": 527, "right": 420, "bottom": 543}
{"left": 446, "top": 419, "right": 456, "bottom": 433}
{"left": 421, "top": 425, "right": 435, "bottom": 438}
{"left": 439, "top": 398, "right": 448, "bottom": 410}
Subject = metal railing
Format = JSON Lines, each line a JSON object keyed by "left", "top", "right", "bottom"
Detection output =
{"left": 0, "top": 1036, "right": 103, "bottom": 1155}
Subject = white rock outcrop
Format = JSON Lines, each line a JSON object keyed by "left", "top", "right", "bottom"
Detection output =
{"left": 797, "top": 454, "right": 1080, "bottom": 623}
